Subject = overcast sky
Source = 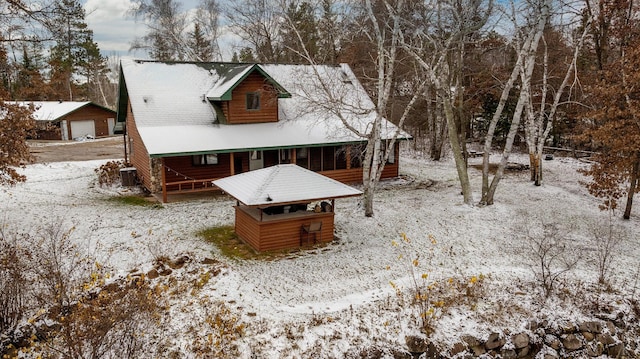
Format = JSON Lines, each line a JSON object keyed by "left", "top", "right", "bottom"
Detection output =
{"left": 82, "top": 0, "right": 234, "bottom": 60}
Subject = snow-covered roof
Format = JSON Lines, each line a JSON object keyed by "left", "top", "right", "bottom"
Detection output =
{"left": 6, "top": 101, "right": 113, "bottom": 121}
{"left": 119, "top": 59, "right": 410, "bottom": 157}
{"left": 205, "top": 63, "right": 290, "bottom": 101}
{"left": 213, "top": 164, "right": 362, "bottom": 207}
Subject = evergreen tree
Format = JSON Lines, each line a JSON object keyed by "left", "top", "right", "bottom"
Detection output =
{"left": 15, "top": 40, "right": 51, "bottom": 100}
{"left": 187, "top": 23, "right": 213, "bottom": 61}
{"left": 317, "top": 0, "right": 339, "bottom": 64}
{"left": 281, "top": 1, "right": 318, "bottom": 63}
{"left": 48, "top": 0, "right": 102, "bottom": 100}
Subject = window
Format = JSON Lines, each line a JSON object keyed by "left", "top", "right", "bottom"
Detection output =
{"left": 251, "top": 150, "right": 262, "bottom": 160}
{"left": 246, "top": 92, "right": 260, "bottom": 110}
{"left": 193, "top": 154, "right": 218, "bottom": 166}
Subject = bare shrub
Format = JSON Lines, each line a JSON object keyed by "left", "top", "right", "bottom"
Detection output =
{"left": 389, "top": 233, "right": 487, "bottom": 334}
{"left": 0, "top": 226, "right": 33, "bottom": 337}
{"left": 590, "top": 210, "right": 626, "bottom": 285}
{"left": 95, "top": 161, "right": 125, "bottom": 186}
{"left": 44, "top": 276, "right": 164, "bottom": 359}
{"left": 519, "top": 218, "right": 580, "bottom": 297}
{"left": 30, "top": 220, "right": 94, "bottom": 312}
{"left": 189, "top": 300, "right": 245, "bottom": 358}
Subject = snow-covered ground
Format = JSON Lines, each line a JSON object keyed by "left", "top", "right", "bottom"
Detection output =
{"left": 2, "top": 151, "right": 639, "bottom": 357}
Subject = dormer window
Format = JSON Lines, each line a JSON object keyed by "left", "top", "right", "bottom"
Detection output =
{"left": 246, "top": 92, "right": 260, "bottom": 110}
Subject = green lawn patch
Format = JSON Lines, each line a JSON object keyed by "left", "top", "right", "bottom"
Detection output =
{"left": 196, "top": 225, "right": 303, "bottom": 261}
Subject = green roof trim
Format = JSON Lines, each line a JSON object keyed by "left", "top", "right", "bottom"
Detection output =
{"left": 149, "top": 141, "right": 371, "bottom": 158}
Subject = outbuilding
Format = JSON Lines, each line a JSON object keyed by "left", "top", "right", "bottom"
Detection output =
{"left": 10, "top": 101, "right": 117, "bottom": 140}
{"left": 213, "top": 164, "right": 362, "bottom": 252}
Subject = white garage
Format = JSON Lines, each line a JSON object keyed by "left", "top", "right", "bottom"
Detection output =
{"left": 69, "top": 120, "right": 96, "bottom": 139}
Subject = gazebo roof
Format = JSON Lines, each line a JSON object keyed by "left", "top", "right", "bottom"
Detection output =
{"left": 213, "top": 164, "right": 362, "bottom": 207}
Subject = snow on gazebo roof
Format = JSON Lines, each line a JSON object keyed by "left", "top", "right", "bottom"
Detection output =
{"left": 213, "top": 164, "right": 362, "bottom": 207}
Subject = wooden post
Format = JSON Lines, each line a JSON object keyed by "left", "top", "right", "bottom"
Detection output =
{"left": 161, "top": 158, "right": 167, "bottom": 203}
{"left": 331, "top": 199, "right": 335, "bottom": 212}
{"left": 292, "top": 148, "right": 296, "bottom": 164}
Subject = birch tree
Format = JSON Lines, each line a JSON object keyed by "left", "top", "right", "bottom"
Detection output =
{"left": 283, "top": 0, "right": 425, "bottom": 217}
{"left": 401, "top": 0, "right": 493, "bottom": 205}
{"left": 479, "top": 0, "right": 551, "bottom": 205}
{"left": 523, "top": 23, "right": 590, "bottom": 186}
{"left": 131, "top": 0, "right": 221, "bottom": 61}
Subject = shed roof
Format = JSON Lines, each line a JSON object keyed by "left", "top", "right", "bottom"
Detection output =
{"left": 213, "top": 164, "right": 362, "bottom": 207}
{"left": 118, "top": 60, "right": 411, "bottom": 157}
{"left": 7, "top": 101, "right": 114, "bottom": 121}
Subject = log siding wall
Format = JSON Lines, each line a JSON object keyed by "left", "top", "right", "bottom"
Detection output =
{"left": 126, "top": 101, "right": 154, "bottom": 191}
{"left": 226, "top": 72, "right": 279, "bottom": 124}
{"left": 235, "top": 206, "right": 334, "bottom": 251}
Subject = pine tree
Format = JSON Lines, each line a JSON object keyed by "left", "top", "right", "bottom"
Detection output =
{"left": 281, "top": 1, "right": 319, "bottom": 63}
{"left": 15, "top": 41, "right": 52, "bottom": 100}
{"left": 187, "top": 23, "right": 213, "bottom": 61}
{"left": 48, "top": 0, "right": 101, "bottom": 100}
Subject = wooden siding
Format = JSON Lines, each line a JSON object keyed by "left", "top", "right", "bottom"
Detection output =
{"left": 235, "top": 206, "right": 334, "bottom": 251}
{"left": 227, "top": 72, "right": 279, "bottom": 124}
{"left": 126, "top": 101, "right": 153, "bottom": 191}
{"left": 63, "top": 104, "right": 115, "bottom": 139}
{"left": 154, "top": 142, "right": 400, "bottom": 197}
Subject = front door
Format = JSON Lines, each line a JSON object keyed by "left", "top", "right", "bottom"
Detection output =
{"left": 249, "top": 150, "right": 263, "bottom": 171}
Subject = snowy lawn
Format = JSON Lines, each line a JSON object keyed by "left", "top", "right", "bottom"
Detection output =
{"left": 2, "top": 152, "right": 639, "bottom": 357}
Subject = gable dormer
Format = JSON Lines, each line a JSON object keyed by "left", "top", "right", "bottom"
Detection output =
{"left": 207, "top": 64, "right": 290, "bottom": 125}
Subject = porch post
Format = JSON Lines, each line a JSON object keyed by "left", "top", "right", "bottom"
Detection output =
{"left": 292, "top": 148, "right": 297, "bottom": 164}
{"left": 161, "top": 158, "right": 167, "bottom": 203}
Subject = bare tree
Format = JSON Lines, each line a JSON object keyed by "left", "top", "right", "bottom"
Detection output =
{"left": 401, "top": 0, "right": 493, "bottom": 205}
{"left": 223, "top": 0, "right": 284, "bottom": 62}
{"left": 523, "top": 18, "right": 591, "bottom": 186}
{"left": 590, "top": 210, "right": 626, "bottom": 285}
{"left": 519, "top": 217, "right": 581, "bottom": 297}
{"left": 479, "top": 0, "right": 551, "bottom": 205}
{"left": 282, "top": 0, "right": 424, "bottom": 217}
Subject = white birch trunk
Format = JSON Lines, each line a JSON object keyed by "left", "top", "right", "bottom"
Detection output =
{"left": 480, "top": 0, "right": 550, "bottom": 205}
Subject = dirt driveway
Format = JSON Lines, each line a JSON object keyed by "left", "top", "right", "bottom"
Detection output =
{"left": 28, "top": 136, "right": 125, "bottom": 163}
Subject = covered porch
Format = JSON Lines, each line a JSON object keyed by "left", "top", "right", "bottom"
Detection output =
{"left": 213, "top": 164, "right": 362, "bottom": 252}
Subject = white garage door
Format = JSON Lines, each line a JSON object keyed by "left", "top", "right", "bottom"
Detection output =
{"left": 70, "top": 120, "right": 95, "bottom": 139}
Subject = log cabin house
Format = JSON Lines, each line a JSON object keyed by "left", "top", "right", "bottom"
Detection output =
{"left": 116, "top": 59, "right": 410, "bottom": 202}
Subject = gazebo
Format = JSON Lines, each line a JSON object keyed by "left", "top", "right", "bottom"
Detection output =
{"left": 213, "top": 164, "right": 362, "bottom": 252}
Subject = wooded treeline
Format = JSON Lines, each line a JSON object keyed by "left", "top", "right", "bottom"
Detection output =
{"left": 1, "top": 0, "right": 638, "bottom": 217}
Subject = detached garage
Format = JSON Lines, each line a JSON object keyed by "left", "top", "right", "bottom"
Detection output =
{"left": 10, "top": 101, "right": 117, "bottom": 140}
